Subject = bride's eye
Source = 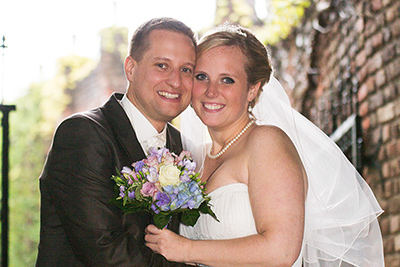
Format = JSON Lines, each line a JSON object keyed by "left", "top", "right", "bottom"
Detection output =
{"left": 195, "top": 73, "right": 208, "bottom": 81}
{"left": 222, "top": 77, "right": 235, "bottom": 84}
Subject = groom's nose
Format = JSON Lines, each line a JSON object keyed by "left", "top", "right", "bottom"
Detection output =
{"left": 166, "top": 69, "right": 182, "bottom": 89}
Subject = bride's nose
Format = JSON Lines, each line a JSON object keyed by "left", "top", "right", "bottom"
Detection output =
{"left": 205, "top": 83, "right": 219, "bottom": 98}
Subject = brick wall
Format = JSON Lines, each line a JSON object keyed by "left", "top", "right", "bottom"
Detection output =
{"left": 270, "top": 0, "right": 400, "bottom": 264}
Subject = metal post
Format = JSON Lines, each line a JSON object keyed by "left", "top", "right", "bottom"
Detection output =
{"left": 0, "top": 105, "right": 15, "bottom": 267}
{"left": 0, "top": 34, "right": 16, "bottom": 267}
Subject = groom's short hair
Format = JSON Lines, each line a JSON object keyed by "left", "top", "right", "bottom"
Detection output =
{"left": 129, "top": 17, "right": 197, "bottom": 62}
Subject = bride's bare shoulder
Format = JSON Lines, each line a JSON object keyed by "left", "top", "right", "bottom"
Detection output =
{"left": 247, "top": 124, "right": 296, "bottom": 153}
{"left": 248, "top": 124, "right": 289, "bottom": 141}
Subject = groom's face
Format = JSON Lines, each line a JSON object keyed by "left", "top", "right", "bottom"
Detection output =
{"left": 125, "top": 29, "right": 195, "bottom": 131}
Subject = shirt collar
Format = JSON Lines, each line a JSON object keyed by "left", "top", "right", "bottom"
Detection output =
{"left": 119, "top": 94, "right": 167, "bottom": 145}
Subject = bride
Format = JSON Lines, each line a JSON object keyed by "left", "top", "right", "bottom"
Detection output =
{"left": 144, "top": 24, "right": 384, "bottom": 266}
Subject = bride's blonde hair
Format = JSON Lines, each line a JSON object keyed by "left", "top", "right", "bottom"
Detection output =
{"left": 197, "top": 23, "right": 273, "bottom": 110}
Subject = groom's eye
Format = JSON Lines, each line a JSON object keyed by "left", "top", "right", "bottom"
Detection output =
{"left": 156, "top": 63, "right": 167, "bottom": 69}
{"left": 181, "top": 67, "right": 193, "bottom": 74}
{"left": 195, "top": 73, "right": 208, "bottom": 81}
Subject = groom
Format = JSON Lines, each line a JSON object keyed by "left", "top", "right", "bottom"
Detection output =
{"left": 36, "top": 18, "right": 196, "bottom": 266}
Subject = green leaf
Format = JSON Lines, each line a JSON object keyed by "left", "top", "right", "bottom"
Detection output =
{"left": 181, "top": 210, "right": 201, "bottom": 227}
{"left": 198, "top": 201, "right": 219, "bottom": 222}
{"left": 153, "top": 213, "right": 172, "bottom": 229}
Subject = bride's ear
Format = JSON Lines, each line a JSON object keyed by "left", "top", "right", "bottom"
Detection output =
{"left": 247, "top": 82, "right": 261, "bottom": 102}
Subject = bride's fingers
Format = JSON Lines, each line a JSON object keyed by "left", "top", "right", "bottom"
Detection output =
{"left": 145, "top": 224, "right": 162, "bottom": 234}
{"left": 145, "top": 241, "right": 159, "bottom": 253}
{"left": 144, "top": 232, "right": 159, "bottom": 244}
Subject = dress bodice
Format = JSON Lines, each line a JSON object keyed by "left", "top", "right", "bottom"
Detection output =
{"left": 180, "top": 183, "right": 302, "bottom": 266}
{"left": 180, "top": 183, "right": 257, "bottom": 240}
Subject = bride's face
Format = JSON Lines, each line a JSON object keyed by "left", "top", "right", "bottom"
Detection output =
{"left": 192, "top": 45, "right": 257, "bottom": 129}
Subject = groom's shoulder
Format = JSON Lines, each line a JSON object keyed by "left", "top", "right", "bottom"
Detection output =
{"left": 58, "top": 93, "right": 122, "bottom": 129}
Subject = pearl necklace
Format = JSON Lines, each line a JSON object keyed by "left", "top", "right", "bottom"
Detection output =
{"left": 207, "top": 120, "right": 255, "bottom": 159}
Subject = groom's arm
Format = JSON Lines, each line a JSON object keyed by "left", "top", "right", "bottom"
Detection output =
{"left": 41, "top": 115, "right": 188, "bottom": 266}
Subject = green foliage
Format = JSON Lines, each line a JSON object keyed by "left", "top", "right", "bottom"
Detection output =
{"left": 100, "top": 26, "right": 129, "bottom": 62}
{"left": 214, "top": 0, "right": 311, "bottom": 45}
{"left": 8, "top": 82, "right": 50, "bottom": 266}
{"left": 257, "top": 0, "right": 311, "bottom": 44}
{"left": 6, "top": 54, "right": 95, "bottom": 266}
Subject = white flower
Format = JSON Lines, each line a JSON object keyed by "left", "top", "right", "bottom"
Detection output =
{"left": 158, "top": 164, "right": 181, "bottom": 187}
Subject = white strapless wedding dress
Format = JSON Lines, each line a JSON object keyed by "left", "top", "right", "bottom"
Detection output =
{"left": 179, "top": 183, "right": 302, "bottom": 266}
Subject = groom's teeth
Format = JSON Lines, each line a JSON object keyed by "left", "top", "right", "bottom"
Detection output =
{"left": 204, "top": 103, "right": 224, "bottom": 110}
{"left": 158, "top": 91, "right": 179, "bottom": 99}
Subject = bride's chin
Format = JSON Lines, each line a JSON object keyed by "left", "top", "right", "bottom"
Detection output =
{"left": 199, "top": 118, "right": 222, "bottom": 128}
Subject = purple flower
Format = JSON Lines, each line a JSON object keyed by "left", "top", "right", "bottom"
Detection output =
{"left": 151, "top": 203, "right": 160, "bottom": 214}
{"left": 119, "top": 185, "right": 126, "bottom": 198}
{"left": 149, "top": 147, "right": 169, "bottom": 162}
{"left": 134, "top": 161, "right": 145, "bottom": 172}
{"left": 146, "top": 166, "right": 158, "bottom": 182}
{"left": 128, "top": 191, "right": 135, "bottom": 200}
{"left": 155, "top": 192, "right": 171, "bottom": 211}
{"left": 183, "top": 159, "right": 196, "bottom": 172}
{"left": 121, "top": 166, "right": 133, "bottom": 174}
{"left": 180, "top": 171, "right": 191, "bottom": 183}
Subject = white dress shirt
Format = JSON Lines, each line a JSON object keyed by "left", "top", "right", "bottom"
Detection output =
{"left": 119, "top": 95, "right": 167, "bottom": 154}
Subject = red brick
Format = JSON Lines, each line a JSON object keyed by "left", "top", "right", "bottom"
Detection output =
{"left": 368, "top": 53, "right": 383, "bottom": 74}
{"left": 359, "top": 101, "right": 369, "bottom": 116}
{"left": 385, "top": 254, "right": 400, "bottom": 267}
{"left": 356, "top": 17, "right": 364, "bottom": 33}
{"left": 355, "top": 50, "right": 366, "bottom": 67}
{"left": 391, "top": 215, "right": 400, "bottom": 233}
{"left": 387, "top": 58, "right": 400, "bottom": 80}
{"left": 358, "top": 83, "right": 369, "bottom": 102}
{"left": 377, "top": 103, "right": 395, "bottom": 123}
{"left": 387, "top": 196, "right": 400, "bottom": 213}
{"left": 383, "top": 124, "right": 391, "bottom": 141}
{"left": 372, "top": 32, "right": 384, "bottom": 48}
{"left": 386, "top": 5, "right": 398, "bottom": 22}
{"left": 383, "top": 162, "right": 391, "bottom": 178}
{"left": 381, "top": 216, "right": 391, "bottom": 235}
{"left": 395, "top": 234, "right": 400, "bottom": 251}
{"left": 384, "top": 236, "right": 395, "bottom": 254}
{"left": 384, "top": 179, "right": 394, "bottom": 197}
{"left": 376, "top": 69, "right": 386, "bottom": 87}
{"left": 392, "top": 20, "right": 400, "bottom": 37}
{"left": 372, "top": 0, "right": 383, "bottom": 11}
{"left": 361, "top": 116, "right": 371, "bottom": 131}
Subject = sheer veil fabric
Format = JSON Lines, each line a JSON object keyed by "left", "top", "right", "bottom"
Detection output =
{"left": 181, "top": 76, "right": 384, "bottom": 266}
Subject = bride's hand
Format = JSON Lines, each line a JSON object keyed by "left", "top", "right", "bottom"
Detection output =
{"left": 145, "top": 224, "right": 192, "bottom": 263}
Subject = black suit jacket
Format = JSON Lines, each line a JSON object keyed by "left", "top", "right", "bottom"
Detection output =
{"left": 36, "top": 93, "right": 188, "bottom": 266}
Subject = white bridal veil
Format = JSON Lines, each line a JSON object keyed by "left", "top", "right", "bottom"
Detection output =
{"left": 180, "top": 76, "right": 384, "bottom": 266}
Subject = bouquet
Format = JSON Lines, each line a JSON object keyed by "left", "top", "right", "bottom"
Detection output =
{"left": 110, "top": 147, "right": 218, "bottom": 229}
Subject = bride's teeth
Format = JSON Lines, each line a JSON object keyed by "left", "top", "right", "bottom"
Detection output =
{"left": 204, "top": 103, "right": 224, "bottom": 110}
{"left": 158, "top": 91, "right": 179, "bottom": 99}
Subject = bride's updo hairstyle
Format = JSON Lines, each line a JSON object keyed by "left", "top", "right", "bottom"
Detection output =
{"left": 197, "top": 23, "right": 272, "bottom": 110}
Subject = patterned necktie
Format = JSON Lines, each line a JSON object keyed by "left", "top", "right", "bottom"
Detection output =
{"left": 145, "top": 133, "right": 166, "bottom": 151}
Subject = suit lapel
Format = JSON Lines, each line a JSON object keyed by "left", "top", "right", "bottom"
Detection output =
{"left": 100, "top": 93, "right": 146, "bottom": 163}
{"left": 166, "top": 124, "right": 183, "bottom": 156}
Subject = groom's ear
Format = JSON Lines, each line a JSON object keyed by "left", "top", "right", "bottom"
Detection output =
{"left": 247, "top": 82, "right": 261, "bottom": 102}
{"left": 124, "top": 56, "right": 137, "bottom": 82}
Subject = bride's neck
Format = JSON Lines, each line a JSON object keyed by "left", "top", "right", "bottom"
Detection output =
{"left": 208, "top": 117, "right": 253, "bottom": 150}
